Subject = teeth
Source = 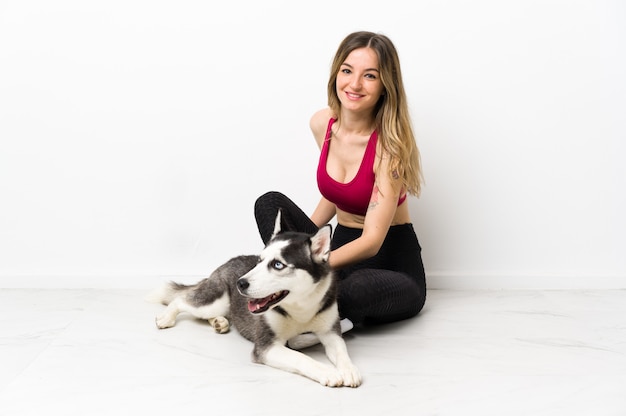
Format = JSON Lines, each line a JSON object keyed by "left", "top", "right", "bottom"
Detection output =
{"left": 249, "top": 292, "right": 284, "bottom": 312}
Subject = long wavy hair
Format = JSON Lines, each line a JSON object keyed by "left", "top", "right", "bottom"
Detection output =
{"left": 327, "top": 31, "right": 423, "bottom": 197}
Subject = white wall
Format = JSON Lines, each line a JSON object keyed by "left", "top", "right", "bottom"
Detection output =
{"left": 1, "top": 0, "right": 624, "bottom": 289}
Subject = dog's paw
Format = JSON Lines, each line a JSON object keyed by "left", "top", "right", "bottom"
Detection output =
{"left": 318, "top": 368, "right": 345, "bottom": 388}
{"left": 155, "top": 313, "right": 176, "bottom": 329}
{"left": 338, "top": 363, "right": 362, "bottom": 388}
{"left": 209, "top": 316, "right": 230, "bottom": 334}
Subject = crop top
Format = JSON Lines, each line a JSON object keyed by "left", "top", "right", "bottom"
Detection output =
{"left": 317, "top": 118, "right": 407, "bottom": 216}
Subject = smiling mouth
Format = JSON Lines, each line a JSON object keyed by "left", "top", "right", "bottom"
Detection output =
{"left": 246, "top": 290, "right": 289, "bottom": 314}
{"left": 345, "top": 92, "right": 363, "bottom": 99}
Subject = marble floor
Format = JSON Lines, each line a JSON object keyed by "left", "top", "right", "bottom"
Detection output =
{"left": 0, "top": 288, "right": 624, "bottom": 416}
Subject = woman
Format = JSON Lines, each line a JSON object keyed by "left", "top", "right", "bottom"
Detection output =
{"left": 255, "top": 31, "right": 426, "bottom": 344}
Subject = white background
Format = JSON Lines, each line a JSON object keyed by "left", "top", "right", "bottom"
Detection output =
{"left": 1, "top": 0, "right": 624, "bottom": 289}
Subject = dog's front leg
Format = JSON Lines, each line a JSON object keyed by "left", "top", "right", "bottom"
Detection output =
{"left": 318, "top": 332, "right": 362, "bottom": 387}
{"left": 256, "top": 343, "right": 345, "bottom": 387}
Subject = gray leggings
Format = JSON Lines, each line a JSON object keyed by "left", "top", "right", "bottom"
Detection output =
{"left": 254, "top": 191, "right": 426, "bottom": 325}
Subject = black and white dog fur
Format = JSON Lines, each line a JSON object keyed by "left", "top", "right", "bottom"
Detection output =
{"left": 149, "top": 212, "right": 361, "bottom": 387}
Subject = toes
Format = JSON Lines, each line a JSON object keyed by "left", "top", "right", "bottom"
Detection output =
{"left": 209, "top": 317, "right": 230, "bottom": 334}
{"left": 155, "top": 315, "right": 175, "bottom": 329}
{"left": 339, "top": 365, "right": 362, "bottom": 387}
{"left": 319, "top": 369, "right": 344, "bottom": 387}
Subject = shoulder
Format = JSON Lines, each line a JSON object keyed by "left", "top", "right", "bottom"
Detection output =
{"left": 373, "top": 138, "right": 395, "bottom": 178}
{"left": 309, "top": 107, "right": 335, "bottom": 148}
{"left": 374, "top": 138, "right": 403, "bottom": 194}
{"left": 374, "top": 136, "right": 389, "bottom": 168}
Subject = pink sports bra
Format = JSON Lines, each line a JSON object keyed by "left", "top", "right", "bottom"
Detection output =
{"left": 317, "top": 118, "right": 406, "bottom": 216}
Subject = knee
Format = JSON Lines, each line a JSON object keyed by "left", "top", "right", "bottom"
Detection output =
{"left": 255, "top": 191, "right": 286, "bottom": 210}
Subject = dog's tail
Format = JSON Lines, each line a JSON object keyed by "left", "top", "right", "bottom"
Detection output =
{"left": 144, "top": 281, "right": 193, "bottom": 305}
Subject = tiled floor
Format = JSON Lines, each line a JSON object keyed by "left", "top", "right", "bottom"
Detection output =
{"left": 0, "top": 288, "right": 625, "bottom": 416}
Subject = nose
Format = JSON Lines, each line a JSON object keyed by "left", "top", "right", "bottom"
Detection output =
{"left": 349, "top": 76, "right": 362, "bottom": 90}
{"left": 237, "top": 278, "right": 249, "bottom": 292}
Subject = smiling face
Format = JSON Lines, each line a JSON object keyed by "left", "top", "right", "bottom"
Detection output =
{"left": 335, "top": 47, "right": 385, "bottom": 115}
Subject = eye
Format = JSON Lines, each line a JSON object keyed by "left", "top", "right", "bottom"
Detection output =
{"left": 341, "top": 68, "right": 352, "bottom": 74}
{"left": 365, "top": 73, "right": 377, "bottom": 80}
{"left": 272, "top": 260, "right": 286, "bottom": 270}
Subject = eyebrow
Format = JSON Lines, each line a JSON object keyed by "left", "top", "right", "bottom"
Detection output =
{"left": 341, "top": 62, "right": 380, "bottom": 73}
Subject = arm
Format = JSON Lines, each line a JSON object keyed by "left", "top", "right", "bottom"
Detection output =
{"left": 327, "top": 153, "right": 402, "bottom": 269}
{"left": 311, "top": 197, "right": 336, "bottom": 228}
{"left": 309, "top": 108, "right": 338, "bottom": 228}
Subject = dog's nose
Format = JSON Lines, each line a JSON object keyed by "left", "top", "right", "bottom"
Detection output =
{"left": 237, "top": 278, "right": 249, "bottom": 291}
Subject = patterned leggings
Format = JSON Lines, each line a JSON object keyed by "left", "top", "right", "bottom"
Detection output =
{"left": 254, "top": 191, "right": 427, "bottom": 325}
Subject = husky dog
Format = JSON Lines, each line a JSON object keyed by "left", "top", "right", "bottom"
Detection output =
{"left": 149, "top": 213, "right": 361, "bottom": 387}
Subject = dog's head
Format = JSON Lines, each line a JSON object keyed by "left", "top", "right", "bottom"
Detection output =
{"left": 237, "top": 211, "right": 332, "bottom": 315}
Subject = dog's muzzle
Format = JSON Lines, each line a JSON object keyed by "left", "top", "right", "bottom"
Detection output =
{"left": 237, "top": 277, "right": 289, "bottom": 314}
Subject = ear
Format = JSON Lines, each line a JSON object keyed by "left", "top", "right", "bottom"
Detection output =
{"left": 271, "top": 209, "right": 282, "bottom": 239}
{"left": 310, "top": 224, "right": 332, "bottom": 263}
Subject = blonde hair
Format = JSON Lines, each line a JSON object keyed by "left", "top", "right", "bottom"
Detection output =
{"left": 327, "top": 31, "right": 423, "bottom": 196}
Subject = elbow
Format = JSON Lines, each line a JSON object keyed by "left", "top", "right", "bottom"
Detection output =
{"left": 359, "top": 231, "right": 386, "bottom": 260}
{"left": 362, "top": 241, "right": 383, "bottom": 259}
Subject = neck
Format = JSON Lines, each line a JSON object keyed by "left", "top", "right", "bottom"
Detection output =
{"left": 279, "top": 273, "right": 334, "bottom": 323}
{"left": 335, "top": 114, "right": 375, "bottom": 138}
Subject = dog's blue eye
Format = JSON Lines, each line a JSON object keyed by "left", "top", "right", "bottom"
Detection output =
{"left": 272, "top": 261, "right": 285, "bottom": 270}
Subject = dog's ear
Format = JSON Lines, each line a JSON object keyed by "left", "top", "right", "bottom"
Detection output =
{"left": 271, "top": 209, "right": 282, "bottom": 239}
{"left": 310, "top": 224, "right": 332, "bottom": 263}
